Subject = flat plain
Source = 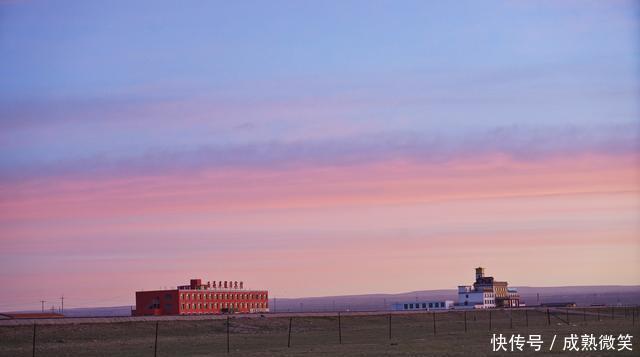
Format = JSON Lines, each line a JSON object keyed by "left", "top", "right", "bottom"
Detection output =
{"left": 1, "top": 308, "right": 638, "bottom": 356}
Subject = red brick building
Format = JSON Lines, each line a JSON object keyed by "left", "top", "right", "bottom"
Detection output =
{"left": 134, "top": 279, "right": 269, "bottom": 316}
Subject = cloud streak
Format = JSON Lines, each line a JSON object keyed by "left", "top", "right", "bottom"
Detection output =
{"left": 1, "top": 121, "right": 637, "bottom": 183}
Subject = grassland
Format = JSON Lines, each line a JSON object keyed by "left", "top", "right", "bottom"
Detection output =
{"left": 1, "top": 308, "right": 638, "bottom": 356}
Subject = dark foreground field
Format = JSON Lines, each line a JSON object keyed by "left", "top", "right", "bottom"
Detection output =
{"left": 1, "top": 308, "right": 638, "bottom": 356}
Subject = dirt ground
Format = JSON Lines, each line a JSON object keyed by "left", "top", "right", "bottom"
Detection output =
{"left": 0, "top": 308, "right": 638, "bottom": 356}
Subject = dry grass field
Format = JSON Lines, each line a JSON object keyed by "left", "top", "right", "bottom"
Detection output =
{"left": 1, "top": 308, "right": 638, "bottom": 356}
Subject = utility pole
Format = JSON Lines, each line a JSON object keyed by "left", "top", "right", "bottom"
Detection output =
{"left": 154, "top": 321, "right": 159, "bottom": 357}
{"left": 338, "top": 312, "right": 342, "bottom": 344}
{"left": 40, "top": 300, "right": 45, "bottom": 313}
{"left": 32, "top": 323, "right": 36, "bottom": 357}
{"left": 226, "top": 316, "right": 230, "bottom": 353}
{"left": 464, "top": 311, "right": 467, "bottom": 332}
{"left": 60, "top": 296, "right": 64, "bottom": 315}
{"left": 287, "top": 317, "right": 292, "bottom": 347}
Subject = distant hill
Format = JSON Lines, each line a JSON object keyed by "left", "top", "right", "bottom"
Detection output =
{"left": 269, "top": 285, "right": 640, "bottom": 313}
{"left": 3, "top": 306, "right": 133, "bottom": 318}
{"left": 3, "top": 286, "right": 638, "bottom": 317}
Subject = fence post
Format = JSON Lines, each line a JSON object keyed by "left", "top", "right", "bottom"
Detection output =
{"left": 287, "top": 317, "right": 292, "bottom": 348}
{"left": 432, "top": 312, "right": 436, "bottom": 335}
{"left": 32, "top": 323, "right": 36, "bottom": 357}
{"left": 464, "top": 311, "right": 467, "bottom": 333}
{"left": 611, "top": 306, "right": 614, "bottom": 320}
{"left": 597, "top": 308, "right": 600, "bottom": 321}
{"left": 489, "top": 310, "right": 492, "bottom": 330}
{"left": 525, "top": 310, "right": 528, "bottom": 327}
{"left": 154, "top": 321, "right": 159, "bottom": 357}
{"left": 338, "top": 313, "right": 342, "bottom": 344}
{"left": 226, "top": 316, "right": 230, "bottom": 354}
{"left": 546, "top": 308, "right": 550, "bottom": 326}
{"left": 583, "top": 308, "right": 586, "bottom": 322}
{"left": 388, "top": 314, "right": 391, "bottom": 340}
{"left": 566, "top": 308, "right": 569, "bottom": 324}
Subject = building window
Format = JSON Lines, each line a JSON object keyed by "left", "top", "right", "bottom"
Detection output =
{"left": 429, "top": 303, "right": 433, "bottom": 308}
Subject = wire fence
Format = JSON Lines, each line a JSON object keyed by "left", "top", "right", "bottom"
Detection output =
{"left": 0, "top": 306, "right": 638, "bottom": 356}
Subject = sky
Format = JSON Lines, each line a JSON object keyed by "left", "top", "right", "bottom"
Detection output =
{"left": 0, "top": 0, "right": 639, "bottom": 311}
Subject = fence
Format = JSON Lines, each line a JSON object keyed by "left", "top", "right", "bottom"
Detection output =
{"left": 0, "top": 306, "right": 637, "bottom": 356}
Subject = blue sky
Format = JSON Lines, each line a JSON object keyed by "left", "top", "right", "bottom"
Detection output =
{"left": 1, "top": 1, "right": 638, "bottom": 175}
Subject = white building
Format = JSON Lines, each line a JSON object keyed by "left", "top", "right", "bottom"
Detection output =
{"left": 457, "top": 285, "right": 495, "bottom": 309}
{"left": 457, "top": 267, "right": 519, "bottom": 308}
{"left": 391, "top": 300, "right": 454, "bottom": 311}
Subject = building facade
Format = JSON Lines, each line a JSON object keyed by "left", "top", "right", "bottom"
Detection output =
{"left": 391, "top": 300, "right": 454, "bottom": 311}
{"left": 457, "top": 267, "right": 520, "bottom": 308}
{"left": 134, "top": 279, "right": 269, "bottom": 316}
